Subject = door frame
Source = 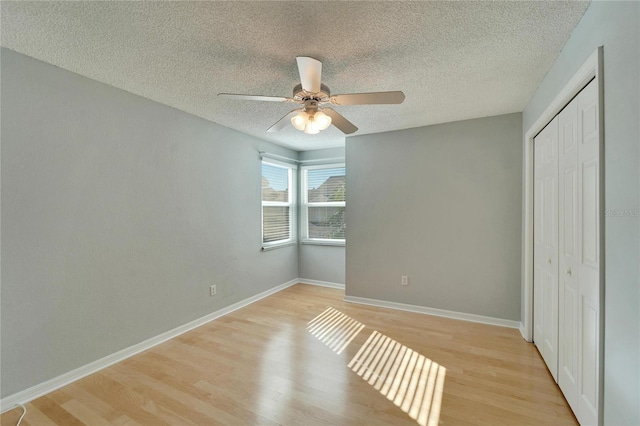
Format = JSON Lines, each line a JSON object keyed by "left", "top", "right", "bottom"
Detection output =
{"left": 521, "top": 46, "right": 604, "bottom": 420}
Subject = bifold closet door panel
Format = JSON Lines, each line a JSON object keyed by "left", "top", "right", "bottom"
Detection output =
{"left": 558, "top": 94, "right": 579, "bottom": 407}
{"left": 576, "top": 79, "right": 600, "bottom": 426}
{"left": 556, "top": 78, "right": 600, "bottom": 426}
{"left": 533, "top": 117, "right": 559, "bottom": 381}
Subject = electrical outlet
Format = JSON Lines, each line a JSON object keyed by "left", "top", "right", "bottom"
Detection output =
{"left": 401, "top": 276, "right": 409, "bottom": 286}
{"left": 210, "top": 285, "right": 217, "bottom": 296}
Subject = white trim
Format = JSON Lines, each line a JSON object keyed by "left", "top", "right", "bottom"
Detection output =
{"left": 300, "top": 239, "right": 345, "bottom": 247}
{"left": 298, "top": 279, "right": 346, "bottom": 290}
{"left": 301, "top": 162, "right": 345, "bottom": 171}
{"left": 519, "top": 323, "right": 529, "bottom": 342}
{"left": 344, "top": 295, "right": 520, "bottom": 329}
{"left": 259, "top": 154, "right": 298, "bottom": 167}
{"left": 0, "top": 278, "right": 299, "bottom": 413}
{"left": 257, "top": 151, "right": 345, "bottom": 165}
{"left": 521, "top": 47, "right": 603, "bottom": 343}
{"left": 261, "top": 241, "right": 297, "bottom": 251}
{"left": 299, "top": 157, "right": 345, "bottom": 164}
{"left": 260, "top": 156, "right": 298, "bottom": 170}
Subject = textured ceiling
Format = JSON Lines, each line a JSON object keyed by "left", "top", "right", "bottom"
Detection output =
{"left": 1, "top": 1, "right": 590, "bottom": 151}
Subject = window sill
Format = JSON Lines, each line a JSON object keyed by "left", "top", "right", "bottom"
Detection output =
{"left": 301, "top": 239, "right": 345, "bottom": 247}
{"left": 261, "top": 241, "right": 297, "bottom": 251}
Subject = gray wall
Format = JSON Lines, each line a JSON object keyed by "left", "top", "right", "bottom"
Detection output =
{"left": 521, "top": 2, "right": 640, "bottom": 424}
{"left": 0, "top": 48, "right": 299, "bottom": 398}
{"left": 298, "top": 147, "right": 346, "bottom": 285}
{"left": 298, "top": 244, "right": 345, "bottom": 285}
{"left": 346, "top": 113, "right": 522, "bottom": 320}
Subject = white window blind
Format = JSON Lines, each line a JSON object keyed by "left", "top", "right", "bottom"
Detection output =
{"left": 301, "top": 164, "right": 346, "bottom": 244}
{"left": 262, "top": 160, "right": 296, "bottom": 248}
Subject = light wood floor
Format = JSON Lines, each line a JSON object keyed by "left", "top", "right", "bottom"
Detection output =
{"left": 2, "top": 284, "right": 577, "bottom": 425}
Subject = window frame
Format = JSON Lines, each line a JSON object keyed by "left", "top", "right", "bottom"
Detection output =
{"left": 261, "top": 158, "right": 297, "bottom": 250}
{"left": 300, "top": 163, "right": 346, "bottom": 246}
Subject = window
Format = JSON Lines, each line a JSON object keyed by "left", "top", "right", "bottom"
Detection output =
{"left": 301, "top": 164, "right": 346, "bottom": 245}
{"left": 261, "top": 159, "right": 296, "bottom": 249}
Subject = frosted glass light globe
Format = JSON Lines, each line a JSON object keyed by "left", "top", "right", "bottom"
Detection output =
{"left": 314, "top": 110, "right": 332, "bottom": 130}
{"left": 291, "top": 111, "right": 308, "bottom": 131}
{"left": 304, "top": 119, "right": 320, "bottom": 134}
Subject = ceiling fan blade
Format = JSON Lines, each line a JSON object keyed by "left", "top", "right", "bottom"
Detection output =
{"left": 267, "top": 110, "right": 301, "bottom": 133}
{"left": 296, "top": 57, "right": 322, "bottom": 93}
{"left": 218, "top": 93, "right": 293, "bottom": 102}
{"left": 323, "top": 108, "right": 358, "bottom": 135}
{"left": 330, "top": 91, "right": 405, "bottom": 106}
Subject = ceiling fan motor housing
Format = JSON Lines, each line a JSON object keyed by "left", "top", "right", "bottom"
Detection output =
{"left": 293, "top": 83, "right": 331, "bottom": 102}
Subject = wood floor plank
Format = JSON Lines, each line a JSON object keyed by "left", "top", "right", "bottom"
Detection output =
{"left": 9, "top": 403, "right": 57, "bottom": 426}
{"left": 59, "top": 399, "right": 113, "bottom": 426}
{"left": 1, "top": 284, "right": 577, "bottom": 425}
{"left": 30, "top": 395, "right": 84, "bottom": 426}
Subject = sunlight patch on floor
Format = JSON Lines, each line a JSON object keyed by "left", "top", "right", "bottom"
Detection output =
{"left": 307, "top": 307, "right": 365, "bottom": 354}
{"left": 348, "top": 331, "right": 446, "bottom": 426}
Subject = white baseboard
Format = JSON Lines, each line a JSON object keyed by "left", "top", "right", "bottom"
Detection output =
{"left": 519, "top": 323, "right": 531, "bottom": 342}
{"left": 343, "top": 295, "right": 520, "bottom": 329}
{"left": 0, "top": 278, "right": 299, "bottom": 413}
{"left": 298, "top": 278, "right": 345, "bottom": 290}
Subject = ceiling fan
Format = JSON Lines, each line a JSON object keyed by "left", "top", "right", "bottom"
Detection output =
{"left": 218, "top": 57, "right": 405, "bottom": 135}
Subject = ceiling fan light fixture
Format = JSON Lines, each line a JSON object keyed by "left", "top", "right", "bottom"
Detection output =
{"left": 291, "top": 109, "right": 331, "bottom": 134}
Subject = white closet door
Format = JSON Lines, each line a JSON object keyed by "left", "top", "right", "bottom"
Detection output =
{"left": 554, "top": 78, "right": 600, "bottom": 425}
{"left": 576, "top": 79, "right": 600, "bottom": 426}
{"left": 558, "top": 95, "right": 579, "bottom": 405}
{"left": 533, "top": 118, "right": 559, "bottom": 381}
